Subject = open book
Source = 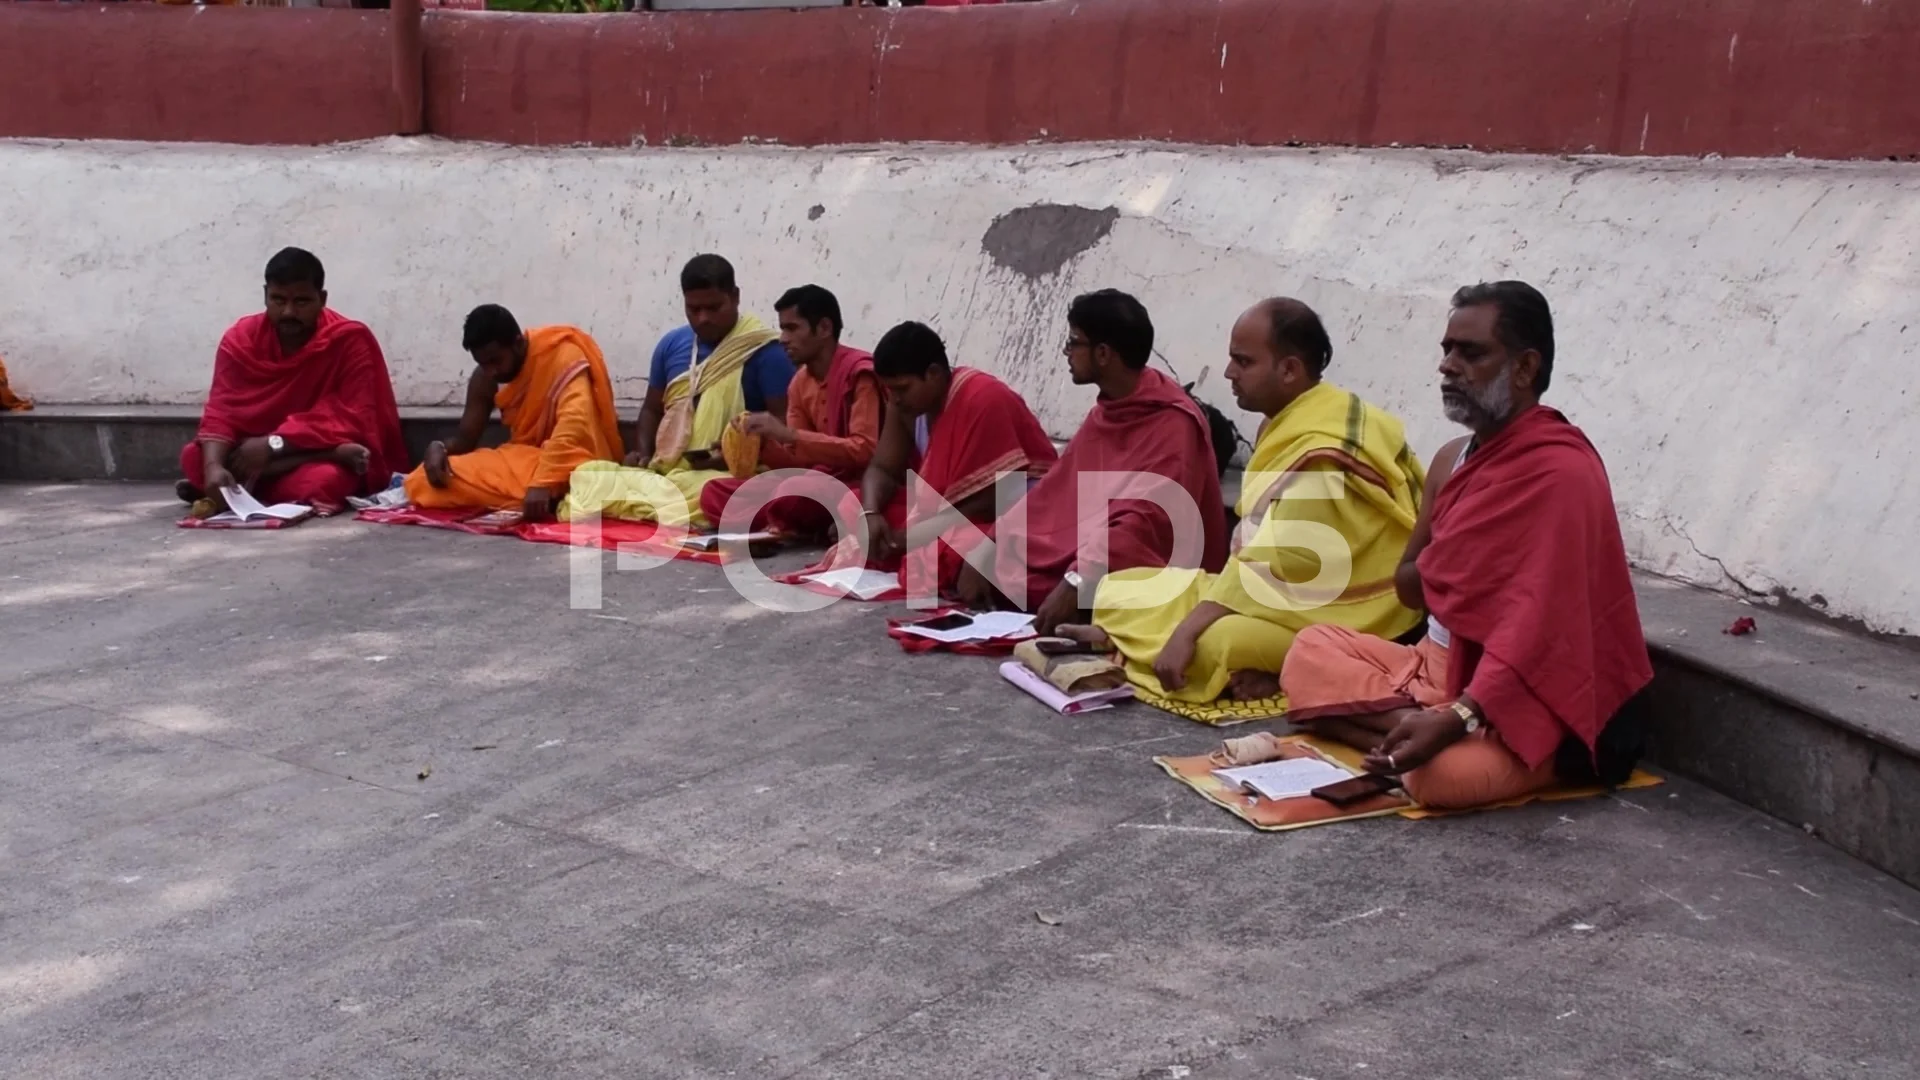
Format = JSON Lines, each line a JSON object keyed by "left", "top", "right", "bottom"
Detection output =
{"left": 209, "top": 485, "right": 313, "bottom": 527}
{"left": 680, "top": 530, "right": 778, "bottom": 552}
{"left": 1210, "top": 757, "right": 1355, "bottom": 801}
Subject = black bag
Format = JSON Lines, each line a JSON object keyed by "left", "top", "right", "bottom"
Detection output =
{"left": 1554, "top": 682, "right": 1652, "bottom": 788}
{"left": 1182, "top": 379, "right": 1243, "bottom": 482}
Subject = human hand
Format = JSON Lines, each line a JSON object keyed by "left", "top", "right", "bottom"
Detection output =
{"left": 740, "top": 413, "right": 796, "bottom": 444}
{"left": 230, "top": 437, "right": 272, "bottom": 484}
{"left": 423, "top": 442, "right": 453, "bottom": 488}
{"left": 522, "top": 486, "right": 555, "bottom": 522}
{"left": 201, "top": 461, "right": 237, "bottom": 499}
{"left": 1364, "top": 708, "right": 1470, "bottom": 775}
{"left": 1034, "top": 580, "right": 1082, "bottom": 637}
{"left": 623, "top": 449, "right": 648, "bottom": 468}
{"left": 683, "top": 447, "right": 720, "bottom": 471}
{"left": 1152, "top": 632, "right": 1198, "bottom": 692}
{"left": 953, "top": 561, "right": 997, "bottom": 608}
{"left": 866, "top": 512, "right": 903, "bottom": 563}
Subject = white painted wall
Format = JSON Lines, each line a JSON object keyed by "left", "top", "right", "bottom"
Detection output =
{"left": 3, "top": 138, "right": 1917, "bottom": 632}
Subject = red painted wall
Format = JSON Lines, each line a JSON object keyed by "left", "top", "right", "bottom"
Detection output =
{"left": 0, "top": 6, "right": 393, "bottom": 145}
{"left": 4, "top": 1, "right": 1918, "bottom": 160}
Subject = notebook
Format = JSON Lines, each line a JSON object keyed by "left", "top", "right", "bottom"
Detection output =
{"left": 209, "top": 485, "right": 313, "bottom": 526}
{"left": 998, "top": 661, "right": 1134, "bottom": 715}
{"left": 1210, "top": 756, "right": 1355, "bottom": 801}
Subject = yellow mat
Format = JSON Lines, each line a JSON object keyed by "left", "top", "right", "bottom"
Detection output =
{"left": 1157, "top": 733, "right": 1664, "bottom": 832}
{"left": 1132, "top": 685, "right": 1287, "bottom": 727}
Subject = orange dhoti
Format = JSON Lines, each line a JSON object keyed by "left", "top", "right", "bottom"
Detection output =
{"left": 405, "top": 443, "right": 547, "bottom": 511}
{"left": 404, "top": 325, "right": 624, "bottom": 511}
{"left": 1281, "top": 624, "right": 1556, "bottom": 809}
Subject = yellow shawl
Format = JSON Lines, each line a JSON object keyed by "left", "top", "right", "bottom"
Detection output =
{"left": 650, "top": 314, "right": 778, "bottom": 471}
{"left": 1206, "top": 381, "right": 1425, "bottom": 631}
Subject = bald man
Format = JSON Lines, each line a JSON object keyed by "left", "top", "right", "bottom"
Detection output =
{"left": 1062, "top": 297, "right": 1426, "bottom": 708}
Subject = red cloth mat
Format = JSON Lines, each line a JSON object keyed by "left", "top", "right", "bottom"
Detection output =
{"left": 355, "top": 506, "right": 520, "bottom": 535}
{"left": 886, "top": 607, "right": 1031, "bottom": 656}
{"left": 516, "top": 519, "right": 725, "bottom": 565}
{"left": 356, "top": 507, "right": 729, "bottom": 564}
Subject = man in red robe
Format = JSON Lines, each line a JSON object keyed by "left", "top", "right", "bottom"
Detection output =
{"left": 179, "top": 248, "right": 406, "bottom": 514}
{"left": 953, "top": 289, "right": 1231, "bottom": 633}
{"left": 805, "top": 321, "right": 1058, "bottom": 583}
{"left": 700, "top": 285, "right": 881, "bottom": 541}
{"left": 1280, "top": 281, "right": 1653, "bottom": 808}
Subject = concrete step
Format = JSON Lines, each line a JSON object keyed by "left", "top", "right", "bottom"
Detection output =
{"left": 4, "top": 406, "right": 1917, "bottom": 887}
{"left": 0, "top": 404, "right": 495, "bottom": 482}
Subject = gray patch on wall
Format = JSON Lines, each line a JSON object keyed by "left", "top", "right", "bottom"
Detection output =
{"left": 980, "top": 204, "right": 1121, "bottom": 279}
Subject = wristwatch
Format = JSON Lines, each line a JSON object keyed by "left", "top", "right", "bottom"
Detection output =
{"left": 266, "top": 434, "right": 286, "bottom": 454}
{"left": 1447, "top": 700, "right": 1482, "bottom": 733}
{"left": 1063, "top": 570, "right": 1084, "bottom": 591}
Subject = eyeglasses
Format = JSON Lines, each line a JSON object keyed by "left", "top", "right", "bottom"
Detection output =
{"left": 1062, "top": 338, "right": 1093, "bottom": 356}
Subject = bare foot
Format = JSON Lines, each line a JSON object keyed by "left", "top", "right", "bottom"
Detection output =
{"left": 1054, "top": 623, "right": 1113, "bottom": 650}
{"left": 1226, "top": 669, "right": 1281, "bottom": 700}
{"left": 334, "top": 443, "right": 371, "bottom": 475}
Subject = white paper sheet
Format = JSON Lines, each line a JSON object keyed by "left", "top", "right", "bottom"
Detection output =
{"left": 799, "top": 566, "right": 901, "bottom": 601}
{"left": 1210, "top": 757, "right": 1354, "bottom": 801}
{"left": 895, "top": 610, "right": 1036, "bottom": 644}
{"left": 998, "top": 661, "right": 1134, "bottom": 715}
{"left": 682, "top": 531, "right": 776, "bottom": 550}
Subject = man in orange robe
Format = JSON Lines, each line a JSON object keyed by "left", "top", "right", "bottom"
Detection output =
{"left": 403, "top": 305, "right": 624, "bottom": 521}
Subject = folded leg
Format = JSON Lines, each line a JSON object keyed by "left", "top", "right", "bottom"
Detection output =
{"left": 404, "top": 444, "right": 541, "bottom": 511}
{"left": 263, "top": 461, "right": 360, "bottom": 512}
{"left": 1401, "top": 732, "right": 1558, "bottom": 809}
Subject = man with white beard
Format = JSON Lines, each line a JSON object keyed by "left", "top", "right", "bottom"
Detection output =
{"left": 1276, "top": 282, "right": 1654, "bottom": 809}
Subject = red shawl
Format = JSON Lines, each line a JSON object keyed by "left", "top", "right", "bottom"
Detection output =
{"left": 197, "top": 310, "right": 406, "bottom": 492}
{"left": 798, "top": 367, "right": 1057, "bottom": 582}
{"left": 1417, "top": 406, "right": 1653, "bottom": 769}
{"left": 822, "top": 343, "right": 876, "bottom": 441}
{"left": 911, "top": 367, "right": 1058, "bottom": 509}
{"left": 976, "top": 368, "right": 1229, "bottom": 608}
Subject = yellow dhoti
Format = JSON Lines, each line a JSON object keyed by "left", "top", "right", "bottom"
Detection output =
{"left": 1094, "top": 381, "right": 1427, "bottom": 710}
{"left": 561, "top": 314, "right": 777, "bottom": 528}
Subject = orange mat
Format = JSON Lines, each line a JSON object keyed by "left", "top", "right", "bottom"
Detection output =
{"left": 1158, "top": 733, "right": 1663, "bottom": 831}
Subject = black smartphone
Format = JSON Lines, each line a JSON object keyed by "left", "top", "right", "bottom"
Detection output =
{"left": 1310, "top": 773, "right": 1401, "bottom": 807}
{"left": 913, "top": 613, "right": 974, "bottom": 632}
{"left": 1032, "top": 636, "right": 1098, "bottom": 656}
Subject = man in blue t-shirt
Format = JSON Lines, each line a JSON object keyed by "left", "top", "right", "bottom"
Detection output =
{"left": 626, "top": 254, "right": 794, "bottom": 472}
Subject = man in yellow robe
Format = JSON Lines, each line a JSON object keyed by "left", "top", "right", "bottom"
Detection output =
{"left": 1062, "top": 298, "right": 1425, "bottom": 713}
{"left": 404, "top": 304, "right": 625, "bottom": 520}
{"left": 561, "top": 254, "right": 792, "bottom": 529}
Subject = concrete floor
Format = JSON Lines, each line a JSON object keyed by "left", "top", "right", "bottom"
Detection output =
{"left": 2, "top": 483, "right": 1917, "bottom": 1080}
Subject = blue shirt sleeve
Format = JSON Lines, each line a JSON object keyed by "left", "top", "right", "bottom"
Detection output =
{"left": 741, "top": 342, "right": 796, "bottom": 413}
{"left": 649, "top": 327, "right": 687, "bottom": 390}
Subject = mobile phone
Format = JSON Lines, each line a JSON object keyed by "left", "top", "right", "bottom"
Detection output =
{"left": 913, "top": 613, "right": 974, "bottom": 632}
{"left": 1310, "top": 773, "right": 1401, "bottom": 807}
{"left": 1032, "top": 636, "right": 1099, "bottom": 656}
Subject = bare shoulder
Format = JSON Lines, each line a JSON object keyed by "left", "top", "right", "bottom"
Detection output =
{"left": 1426, "top": 435, "right": 1472, "bottom": 493}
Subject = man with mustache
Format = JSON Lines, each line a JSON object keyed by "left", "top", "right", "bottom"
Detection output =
{"left": 1280, "top": 281, "right": 1653, "bottom": 808}
{"left": 178, "top": 247, "right": 405, "bottom": 514}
